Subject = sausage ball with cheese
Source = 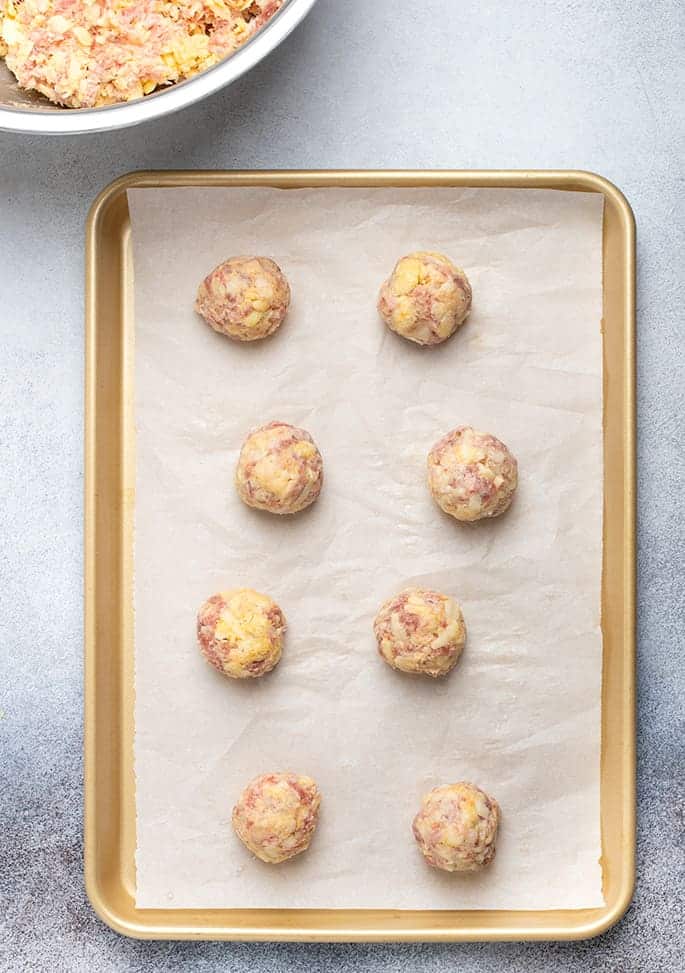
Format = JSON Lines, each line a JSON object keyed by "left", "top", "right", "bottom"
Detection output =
{"left": 196, "top": 256, "right": 291, "bottom": 341}
{"left": 427, "top": 425, "right": 518, "bottom": 522}
{"left": 378, "top": 251, "right": 472, "bottom": 345}
{"left": 373, "top": 587, "right": 466, "bottom": 678}
{"left": 232, "top": 772, "right": 321, "bottom": 864}
{"left": 413, "top": 781, "right": 501, "bottom": 872}
{"left": 196, "top": 588, "right": 285, "bottom": 679}
{"left": 235, "top": 421, "right": 324, "bottom": 515}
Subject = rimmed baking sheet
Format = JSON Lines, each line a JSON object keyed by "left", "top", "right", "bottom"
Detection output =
{"left": 84, "top": 170, "right": 635, "bottom": 941}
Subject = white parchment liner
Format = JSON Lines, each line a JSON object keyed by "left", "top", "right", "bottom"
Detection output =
{"left": 129, "top": 186, "right": 604, "bottom": 910}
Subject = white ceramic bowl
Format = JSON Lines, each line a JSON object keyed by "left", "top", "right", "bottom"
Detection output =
{"left": 0, "top": 0, "right": 318, "bottom": 134}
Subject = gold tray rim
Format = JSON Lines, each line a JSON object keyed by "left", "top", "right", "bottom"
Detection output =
{"left": 84, "top": 169, "right": 636, "bottom": 942}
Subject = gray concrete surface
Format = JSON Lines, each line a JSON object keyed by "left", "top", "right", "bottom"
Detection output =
{"left": 1, "top": 1, "right": 683, "bottom": 970}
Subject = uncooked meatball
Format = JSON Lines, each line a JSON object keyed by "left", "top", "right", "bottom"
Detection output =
{"left": 373, "top": 587, "right": 466, "bottom": 678}
{"left": 196, "top": 588, "right": 285, "bottom": 679}
{"left": 378, "top": 251, "right": 472, "bottom": 346}
{"left": 232, "top": 772, "right": 321, "bottom": 864}
{"left": 235, "top": 421, "right": 324, "bottom": 515}
{"left": 412, "top": 782, "right": 500, "bottom": 872}
{"left": 427, "top": 425, "right": 518, "bottom": 522}
{"left": 195, "top": 256, "right": 291, "bottom": 341}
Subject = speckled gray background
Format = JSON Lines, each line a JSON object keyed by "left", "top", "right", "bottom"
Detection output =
{"left": 1, "top": 1, "right": 683, "bottom": 971}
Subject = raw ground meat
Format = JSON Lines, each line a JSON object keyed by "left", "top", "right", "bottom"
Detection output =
{"left": 0, "top": 0, "right": 283, "bottom": 108}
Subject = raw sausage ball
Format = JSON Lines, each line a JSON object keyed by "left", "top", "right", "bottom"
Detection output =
{"left": 196, "top": 588, "right": 285, "bottom": 679}
{"left": 427, "top": 425, "right": 518, "bottom": 522}
{"left": 378, "top": 251, "right": 472, "bottom": 346}
{"left": 232, "top": 772, "right": 322, "bottom": 864}
{"left": 412, "top": 782, "right": 501, "bottom": 872}
{"left": 195, "top": 256, "right": 291, "bottom": 341}
{"left": 373, "top": 587, "right": 466, "bottom": 678}
{"left": 235, "top": 421, "right": 324, "bottom": 515}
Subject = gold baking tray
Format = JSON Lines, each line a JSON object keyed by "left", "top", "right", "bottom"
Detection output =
{"left": 84, "top": 170, "right": 635, "bottom": 941}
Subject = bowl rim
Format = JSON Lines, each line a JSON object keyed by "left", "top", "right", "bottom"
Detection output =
{"left": 0, "top": 0, "right": 318, "bottom": 135}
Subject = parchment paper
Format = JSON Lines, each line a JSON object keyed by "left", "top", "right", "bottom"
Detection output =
{"left": 129, "top": 186, "right": 605, "bottom": 910}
